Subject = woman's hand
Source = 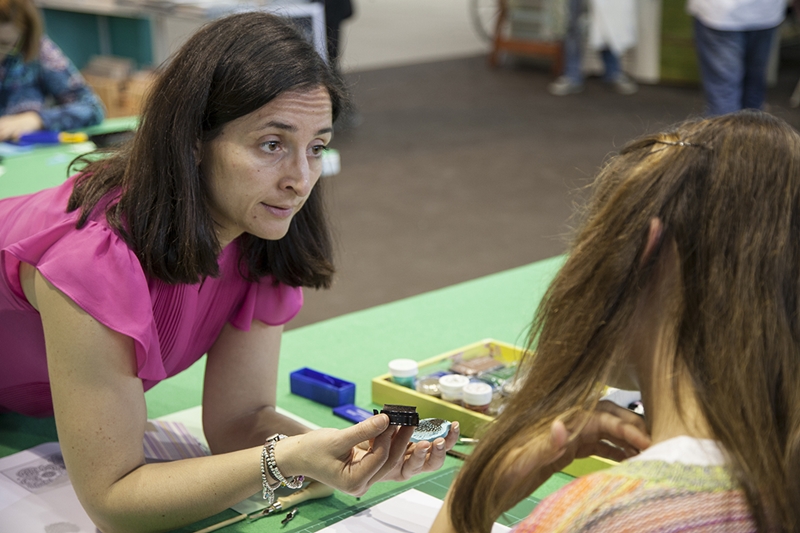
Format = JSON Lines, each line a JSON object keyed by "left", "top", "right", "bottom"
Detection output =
{"left": 275, "top": 415, "right": 458, "bottom": 496}
{"left": 0, "top": 111, "right": 43, "bottom": 141}
{"left": 372, "top": 420, "right": 460, "bottom": 483}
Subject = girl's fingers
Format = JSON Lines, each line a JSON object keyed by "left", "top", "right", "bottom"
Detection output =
{"left": 585, "top": 407, "right": 651, "bottom": 452}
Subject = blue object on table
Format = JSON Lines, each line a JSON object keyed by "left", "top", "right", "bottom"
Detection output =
{"left": 332, "top": 404, "right": 374, "bottom": 423}
{"left": 16, "top": 131, "right": 60, "bottom": 145}
{"left": 290, "top": 368, "right": 355, "bottom": 407}
{"left": 14, "top": 131, "right": 89, "bottom": 146}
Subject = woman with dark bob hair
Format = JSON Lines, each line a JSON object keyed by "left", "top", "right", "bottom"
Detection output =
{"left": 432, "top": 111, "right": 800, "bottom": 532}
{"left": 0, "top": 12, "right": 458, "bottom": 532}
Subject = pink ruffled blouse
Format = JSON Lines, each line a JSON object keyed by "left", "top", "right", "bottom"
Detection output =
{"left": 0, "top": 176, "right": 303, "bottom": 417}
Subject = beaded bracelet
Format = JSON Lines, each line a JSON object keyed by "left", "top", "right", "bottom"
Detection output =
{"left": 260, "top": 439, "right": 282, "bottom": 504}
{"left": 261, "top": 434, "right": 304, "bottom": 504}
{"left": 266, "top": 434, "right": 304, "bottom": 488}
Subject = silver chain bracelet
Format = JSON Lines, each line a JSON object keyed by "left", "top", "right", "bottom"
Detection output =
{"left": 261, "top": 434, "right": 304, "bottom": 504}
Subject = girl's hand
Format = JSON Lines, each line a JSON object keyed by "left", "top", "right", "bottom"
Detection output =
{"left": 497, "top": 401, "right": 651, "bottom": 511}
{"left": 547, "top": 400, "right": 650, "bottom": 471}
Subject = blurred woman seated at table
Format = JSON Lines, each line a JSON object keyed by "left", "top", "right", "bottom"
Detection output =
{"left": 432, "top": 110, "right": 800, "bottom": 532}
{"left": 0, "top": 0, "right": 104, "bottom": 141}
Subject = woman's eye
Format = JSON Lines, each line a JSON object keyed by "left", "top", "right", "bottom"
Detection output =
{"left": 261, "top": 141, "right": 280, "bottom": 152}
{"left": 310, "top": 145, "right": 328, "bottom": 157}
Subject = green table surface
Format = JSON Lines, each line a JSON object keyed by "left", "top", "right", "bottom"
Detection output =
{"left": 0, "top": 125, "right": 573, "bottom": 531}
{"left": 0, "top": 117, "right": 138, "bottom": 199}
{"left": 0, "top": 255, "right": 569, "bottom": 532}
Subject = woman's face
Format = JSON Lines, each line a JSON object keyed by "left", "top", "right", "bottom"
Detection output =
{"left": 201, "top": 86, "right": 333, "bottom": 248}
{"left": 0, "top": 22, "right": 20, "bottom": 60}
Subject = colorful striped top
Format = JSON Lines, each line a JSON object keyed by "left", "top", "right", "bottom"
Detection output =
{"left": 512, "top": 437, "right": 756, "bottom": 532}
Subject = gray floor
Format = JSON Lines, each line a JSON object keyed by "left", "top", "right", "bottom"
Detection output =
{"left": 287, "top": 55, "right": 800, "bottom": 330}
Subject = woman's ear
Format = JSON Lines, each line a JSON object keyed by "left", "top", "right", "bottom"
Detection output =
{"left": 640, "top": 218, "right": 664, "bottom": 266}
{"left": 195, "top": 140, "right": 202, "bottom": 165}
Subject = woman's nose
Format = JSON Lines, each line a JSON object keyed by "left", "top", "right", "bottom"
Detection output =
{"left": 281, "top": 153, "right": 313, "bottom": 196}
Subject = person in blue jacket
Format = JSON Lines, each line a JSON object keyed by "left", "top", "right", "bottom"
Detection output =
{"left": 0, "top": 0, "right": 104, "bottom": 141}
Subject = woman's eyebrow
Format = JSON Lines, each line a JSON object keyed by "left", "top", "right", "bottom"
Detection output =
{"left": 262, "top": 120, "right": 295, "bottom": 132}
{"left": 258, "top": 121, "right": 333, "bottom": 136}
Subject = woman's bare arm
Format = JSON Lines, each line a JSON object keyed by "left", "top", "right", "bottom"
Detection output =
{"left": 202, "top": 320, "right": 309, "bottom": 453}
{"left": 26, "top": 266, "right": 426, "bottom": 532}
{"left": 34, "top": 268, "right": 266, "bottom": 532}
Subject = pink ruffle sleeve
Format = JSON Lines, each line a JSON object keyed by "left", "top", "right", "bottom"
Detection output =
{"left": 6, "top": 217, "right": 166, "bottom": 381}
{"left": 230, "top": 274, "right": 303, "bottom": 330}
{"left": 1, "top": 177, "right": 306, "bottom": 418}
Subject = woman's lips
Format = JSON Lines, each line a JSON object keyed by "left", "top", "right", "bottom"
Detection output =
{"left": 263, "top": 203, "right": 294, "bottom": 218}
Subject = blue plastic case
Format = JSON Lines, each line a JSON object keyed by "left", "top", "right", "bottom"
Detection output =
{"left": 289, "top": 368, "right": 356, "bottom": 407}
{"left": 332, "top": 404, "right": 374, "bottom": 423}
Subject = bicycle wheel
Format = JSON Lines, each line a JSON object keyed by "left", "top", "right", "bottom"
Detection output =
{"left": 469, "top": 0, "right": 500, "bottom": 42}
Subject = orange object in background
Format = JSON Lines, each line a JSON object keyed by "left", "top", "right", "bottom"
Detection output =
{"left": 82, "top": 56, "right": 155, "bottom": 118}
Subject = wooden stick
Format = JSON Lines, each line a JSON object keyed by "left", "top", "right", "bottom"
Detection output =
{"left": 193, "top": 513, "right": 248, "bottom": 533}
{"left": 275, "top": 481, "right": 335, "bottom": 510}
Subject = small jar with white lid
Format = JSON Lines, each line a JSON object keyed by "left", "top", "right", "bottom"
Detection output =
{"left": 462, "top": 382, "right": 493, "bottom": 413}
{"left": 438, "top": 374, "right": 470, "bottom": 403}
{"left": 388, "top": 358, "right": 418, "bottom": 388}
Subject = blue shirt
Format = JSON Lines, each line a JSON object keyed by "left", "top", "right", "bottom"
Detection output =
{"left": 0, "top": 36, "right": 104, "bottom": 131}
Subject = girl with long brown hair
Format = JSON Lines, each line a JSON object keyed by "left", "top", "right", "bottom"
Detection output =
{"left": 433, "top": 110, "right": 800, "bottom": 532}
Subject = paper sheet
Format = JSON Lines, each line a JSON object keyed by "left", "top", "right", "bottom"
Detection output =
{"left": 0, "top": 406, "right": 324, "bottom": 529}
{"left": 0, "top": 442, "right": 98, "bottom": 532}
{"left": 0, "top": 417, "right": 208, "bottom": 533}
{"left": 318, "top": 489, "right": 510, "bottom": 533}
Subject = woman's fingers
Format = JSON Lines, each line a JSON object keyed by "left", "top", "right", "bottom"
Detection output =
{"left": 369, "top": 425, "right": 415, "bottom": 482}
{"left": 308, "top": 416, "right": 396, "bottom": 495}
{"left": 396, "top": 440, "right": 432, "bottom": 481}
{"left": 338, "top": 414, "right": 391, "bottom": 449}
{"left": 422, "top": 437, "right": 447, "bottom": 472}
{"left": 307, "top": 416, "right": 464, "bottom": 493}
{"left": 442, "top": 421, "right": 461, "bottom": 450}
{"left": 412, "top": 420, "right": 459, "bottom": 475}
{"left": 368, "top": 420, "right": 461, "bottom": 482}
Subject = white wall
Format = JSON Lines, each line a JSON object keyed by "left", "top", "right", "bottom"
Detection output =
{"left": 339, "top": 0, "right": 491, "bottom": 73}
{"left": 150, "top": 0, "right": 490, "bottom": 73}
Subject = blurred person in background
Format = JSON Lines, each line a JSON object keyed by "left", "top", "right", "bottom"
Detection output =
{"left": 689, "top": 0, "right": 785, "bottom": 115}
{"left": 549, "top": 0, "right": 638, "bottom": 96}
{"left": 313, "top": 0, "right": 361, "bottom": 129}
{"left": 0, "top": 0, "right": 104, "bottom": 141}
